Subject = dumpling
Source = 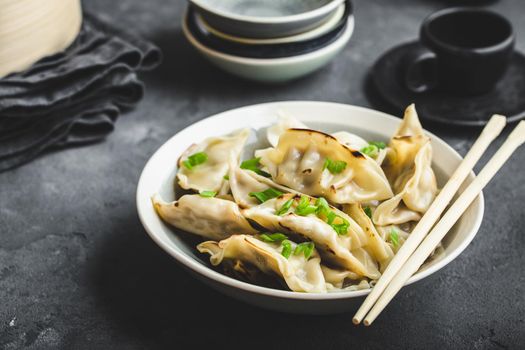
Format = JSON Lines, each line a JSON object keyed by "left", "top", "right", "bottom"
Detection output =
{"left": 373, "top": 105, "right": 438, "bottom": 225}
{"left": 256, "top": 129, "right": 393, "bottom": 204}
{"left": 197, "top": 234, "right": 327, "bottom": 293}
{"left": 343, "top": 203, "right": 394, "bottom": 272}
{"left": 375, "top": 224, "right": 411, "bottom": 253}
{"left": 227, "top": 154, "right": 300, "bottom": 209}
{"left": 267, "top": 114, "right": 379, "bottom": 162}
{"left": 331, "top": 131, "right": 369, "bottom": 151}
{"left": 177, "top": 128, "right": 250, "bottom": 193}
{"left": 371, "top": 193, "right": 422, "bottom": 225}
{"left": 227, "top": 156, "right": 271, "bottom": 209}
{"left": 323, "top": 267, "right": 372, "bottom": 291}
{"left": 152, "top": 194, "right": 257, "bottom": 240}
{"left": 266, "top": 113, "right": 308, "bottom": 147}
{"left": 242, "top": 193, "right": 381, "bottom": 279}
{"left": 321, "top": 265, "right": 365, "bottom": 290}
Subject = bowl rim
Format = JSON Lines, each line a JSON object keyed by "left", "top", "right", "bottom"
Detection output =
{"left": 182, "top": 11, "right": 355, "bottom": 64}
{"left": 136, "top": 101, "right": 485, "bottom": 300}
{"left": 195, "top": 2, "right": 347, "bottom": 46}
{"left": 186, "top": 2, "right": 350, "bottom": 59}
{"left": 189, "top": 0, "right": 345, "bottom": 25}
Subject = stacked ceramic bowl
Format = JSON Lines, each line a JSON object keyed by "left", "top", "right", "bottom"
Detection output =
{"left": 183, "top": 0, "right": 354, "bottom": 83}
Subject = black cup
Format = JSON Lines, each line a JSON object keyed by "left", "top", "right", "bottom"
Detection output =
{"left": 402, "top": 7, "right": 515, "bottom": 96}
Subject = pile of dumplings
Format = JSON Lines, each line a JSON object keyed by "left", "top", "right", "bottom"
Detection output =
{"left": 152, "top": 104, "right": 440, "bottom": 293}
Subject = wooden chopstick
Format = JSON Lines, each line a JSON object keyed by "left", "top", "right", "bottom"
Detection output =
{"left": 363, "top": 120, "right": 525, "bottom": 326}
{"left": 353, "top": 114, "right": 507, "bottom": 325}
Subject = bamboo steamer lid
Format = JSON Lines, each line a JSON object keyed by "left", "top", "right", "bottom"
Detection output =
{"left": 0, "top": 0, "right": 82, "bottom": 78}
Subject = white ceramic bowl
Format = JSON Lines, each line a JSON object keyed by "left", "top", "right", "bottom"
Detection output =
{"left": 136, "top": 101, "right": 484, "bottom": 314}
{"left": 190, "top": 0, "right": 345, "bottom": 38}
{"left": 182, "top": 14, "right": 354, "bottom": 83}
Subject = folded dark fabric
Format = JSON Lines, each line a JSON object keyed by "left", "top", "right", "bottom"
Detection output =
{"left": 0, "top": 12, "right": 162, "bottom": 172}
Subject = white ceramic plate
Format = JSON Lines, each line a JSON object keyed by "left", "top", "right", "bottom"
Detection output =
{"left": 182, "top": 14, "right": 354, "bottom": 83}
{"left": 136, "top": 101, "right": 484, "bottom": 314}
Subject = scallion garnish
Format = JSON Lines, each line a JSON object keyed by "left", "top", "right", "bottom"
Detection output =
{"left": 281, "top": 240, "right": 292, "bottom": 259}
{"left": 293, "top": 242, "right": 315, "bottom": 259}
{"left": 315, "top": 197, "right": 330, "bottom": 217}
{"left": 369, "top": 141, "right": 386, "bottom": 149}
{"left": 323, "top": 158, "right": 347, "bottom": 174}
{"left": 276, "top": 198, "right": 294, "bottom": 216}
{"left": 360, "top": 141, "right": 386, "bottom": 158}
{"left": 249, "top": 188, "right": 283, "bottom": 203}
{"left": 199, "top": 190, "right": 217, "bottom": 198}
{"left": 390, "top": 228, "right": 399, "bottom": 247}
{"left": 295, "top": 195, "right": 317, "bottom": 216}
{"left": 240, "top": 157, "right": 271, "bottom": 177}
{"left": 260, "top": 233, "right": 288, "bottom": 243}
{"left": 360, "top": 145, "right": 379, "bottom": 158}
{"left": 364, "top": 206, "right": 372, "bottom": 219}
{"left": 183, "top": 152, "right": 208, "bottom": 170}
{"left": 326, "top": 211, "right": 349, "bottom": 235}
{"left": 223, "top": 174, "right": 229, "bottom": 180}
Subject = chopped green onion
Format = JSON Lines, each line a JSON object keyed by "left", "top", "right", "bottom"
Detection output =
{"left": 369, "top": 141, "right": 386, "bottom": 149}
{"left": 281, "top": 240, "right": 292, "bottom": 259}
{"left": 249, "top": 188, "right": 283, "bottom": 203}
{"left": 260, "top": 233, "right": 288, "bottom": 243}
{"left": 323, "top": 158, "right": 347, "bottom": 174}
{"left": 325, "top": 211, "right": 349, "bottom": 235}
{"left": 326, "top": 211, "right": 337, "bottom": 225}
{"left": 363, "top": 206, "right": 372, "bottom": 219}
{"left": 315, "top": 197, "right": 331, "bottom": 217}
{"left": 360, "top": 144, "right": 379, "bottom": 158}
{"left": 240, "top": 157, "right": 271, "bottom": 177}
{"left": 331, "top": 219, "right": 350, "bottom": 235}
{"left": 390, "top": 228, "right": 399, "bottom": 247}
{"left": 360, "top": 141, "right": 386, "bottom": 158}
{"left": 199, "top": 190, "right": 217, "bottom": 198}
{"left": 183, "top": 152, "right": 208, "bottom": 170}
{"left": 276, "top": 198, "right": 294, "bottom": 216}
{"left": 223, "top": 174, "right": 229, "bottom": 180}
{"left": 295, "top": 195, "right": 317, "bottom": 216}
{"left": 294, "top": 242, "right": 315, "bottom": 259}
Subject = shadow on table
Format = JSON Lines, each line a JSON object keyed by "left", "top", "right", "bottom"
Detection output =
{"left": 88, "top": 211, "right": 402, "bottom": 348}
{"left": 140, "top": 28, "right": 338, "bottom": 97}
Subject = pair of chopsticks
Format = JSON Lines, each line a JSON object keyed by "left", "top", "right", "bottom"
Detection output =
{"left": 354, "top": 116, "right": 525, "bottom": 326}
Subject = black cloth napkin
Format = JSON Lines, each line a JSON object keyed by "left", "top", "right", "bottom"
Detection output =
{"left": 0, "top": 12, "right": 161, "bottom": 171}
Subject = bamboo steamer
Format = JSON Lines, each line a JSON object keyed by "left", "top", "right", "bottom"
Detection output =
{"left": 0, "top": 0, "right": 82, "bottom": 78}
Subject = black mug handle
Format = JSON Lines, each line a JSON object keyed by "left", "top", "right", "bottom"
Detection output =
{"left": 400, "top": 45, "right": 438, "bottom": 93}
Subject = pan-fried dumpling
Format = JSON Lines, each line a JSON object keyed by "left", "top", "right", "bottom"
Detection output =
{"left": 374, "top": 105, "right": 438, "bottom": 225}
{"left": 227, "top": 156, "right": 270, "bottom": 209}
{"left": 343, "top": 203, "right": 394, "bottom": 272}
{"left": 266, "top": 115, "right": 385, "bottom": 166}
{"left": 177, "top": 128, "right": 250, "bottom": 193}
{"left": 256, "top": 129, "right": 393, "bottom": 204}
{"left": 321, "top": 265, "right": 373, "bottom": 291}
{"left": 152, "top": 194, "right": 257, "bottom": 240}
{"left": 197, "top": 234, "right": 327, "bottom": 293}
{"left": 332, "top": 131, "right": 369, "bottom": 151}
{"left": 267, "top": 114, "right": 307, "bottom": 147}
{"left": 371, "top": 193, "right": 422, "bottom": 225}
{"left": 227, "top": 155, "right": 300, "bottom": 209}
{"left": 375, "top": 225, "right": 411, "bottom": 253}
{"left": 242, "top": 193, "right": 381, "bottom": 279}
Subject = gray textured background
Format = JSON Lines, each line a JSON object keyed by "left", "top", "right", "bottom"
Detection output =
{"left": 1, "top": 0, "right": 524, "bottom": 349}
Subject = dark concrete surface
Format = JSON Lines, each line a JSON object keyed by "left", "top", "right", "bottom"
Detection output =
{"left": 1, "top": 0, "right": 524, "bottom": 349}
